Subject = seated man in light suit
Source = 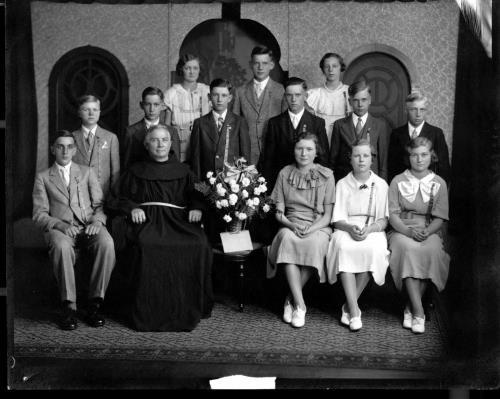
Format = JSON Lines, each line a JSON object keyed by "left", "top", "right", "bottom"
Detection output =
{"left": 32, "top": 131, "right": 116, "bottom": 330}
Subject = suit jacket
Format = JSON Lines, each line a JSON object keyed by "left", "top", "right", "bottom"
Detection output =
{"left": 72, "top": 125, "right": 120, "bottom": 198}
{"left": 232, "top": 78, "right": 287, "bottom": 165}
{"left": 32, "top": 162, "right": 106, "bottom": 232}
{"left": 122, "top": 120, "right": 181, "bottom": 169}
{"left": 189, "top": 110, "right": 251, "bottom": 180}
{"left": 260, "top": 109, "right": 330, "bottom": 190}
{"left": 388, "top": 122, "right": 451, "bottom": 184}
{"left": 329, "top": 113, "right": 390, "bottom": 183}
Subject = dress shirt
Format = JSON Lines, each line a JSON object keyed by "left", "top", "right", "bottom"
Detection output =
{"left": 253, "top": 76, "right": 269, "bottom": 98}
{"left": 57, "top": 162, "right": 72, "bottom": 187}
{"left": 144, "top": 117, "right": 160, "bottom": 130}
{"left": 408, "top": 122, "right": 425, "bottom": 139}
{"left": 288, "top": 108, "right": 305, "bottom": 129}
{"left": 212, "top": 109, "right": 228, "bottom": 125}
{"left": 351, "top": 113, "right": 368, "bottom": 130}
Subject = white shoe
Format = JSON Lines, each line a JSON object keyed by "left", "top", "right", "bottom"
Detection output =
{"left": 291, "top": 307, "right": 306, "bottom": 328}
{"left": 340, "top": 304, "right": 350, "bottom": 326}
{"left": 283, "top": 298, "right": 293, "bottom": 324}
{"left": 403, "top": 307, "right": 412, "bottom": 329}
{"left": 411, "top": 316, "right": 425, "bottom": 334}
{"left": 349, "top": 310, "right": 362, "bottom": 331}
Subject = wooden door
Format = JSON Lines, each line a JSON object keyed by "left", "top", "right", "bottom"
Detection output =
{"left": 343, "top": 52, "right": 410, "bottom": 130}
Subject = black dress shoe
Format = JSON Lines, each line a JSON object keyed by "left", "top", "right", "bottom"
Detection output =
{"left": 86, "top": 303, "right": 105, "bottom": 327}
{"left": 59, "top": 308, "right": 78, "bottom": 331}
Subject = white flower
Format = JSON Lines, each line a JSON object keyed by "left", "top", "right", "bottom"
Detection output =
{"left": 230, "top": 184, "right": 240, "bottom": 193}
{"left": 241, "top": 177, "right": 251, "bottom": 187}
{"left": 228, "top": 179, "right": 236, "bottom": 186}
{"left": 223, "top": 214, "right": 232, "bottom": 223}
{"left": 206, "top": 171, "right": 214, "bottom": 179}
{"left": 237, "top": 212, "right": 248, "bottom": 220}
{"left": 241, "top": 189, "right": 249, "bottom": 198}
{"left": 216, "top": 183, "right": 223, "bottom": 189}
{"left": 263, "top": 204, "right": 270, "bottom": 213}
{"left": 228, "top": 193, "right": 238, "bottom": 206}
{"left": 216, "top": 200, "right": 222, "bottom": 209}
{"left": 259, "top": 184, "right": 267, "bottom": 193}
{"left": 253, "top": 187, "right": 262, "bottom": 196}
{"left": 246, "top": 199, "right": 255, "bottom": 208}
{"left": 253, "top": 197, "right": 260, "bottom": 206}
{"left": 209, "top": 177, "right": 216, "bottom": 185}
{"left": 220, "top": 199, "right": 229, "bottom": 207}
{"left": 216, "top": 186, "right": 227, "bottom": 197}
{"left": 258, "top": 177, "right": 266, "bottom": 183}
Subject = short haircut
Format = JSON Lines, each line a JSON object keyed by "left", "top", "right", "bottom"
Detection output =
{"left": 319, "top": 52, "right": 346, "bottom": 72}
{"left": 405, "top": 91, "right": 428, "bottom": 105}
{"left": 294, "top": 132, "right": 323, "bottom": 159}
{"left": 52, "top": 130, "right": 75, "bottom": 145}
{"left": 284, "top": 77, "right": 307, "bottom": 91}
{"left": 209, "top": 78, "right": 232, "bottom": 93}
{"left": 404, "top": 136, "right": 438, "bottom": 167}
{"left": 251, "top": 45, "right": 274, "bottom": 60}
{"left": 141, "top": 87, "right": 164, "bottom": 102}
{"left": 144, "top": 124, "right": 172, "bottom": 144}
{"left": 76, "top": 95, "right": 100, "bottom": 108}
{"left": 176, "top": 54, "right": 200, "bottom": 77}
{"left": 348, "top": 79, "right": 371, "bottom": 98}
{"left": 347, "top": 138, "right": 376, "bottom": 159}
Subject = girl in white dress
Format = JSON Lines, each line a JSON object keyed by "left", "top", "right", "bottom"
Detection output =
{"left": 164, "top": 54, "right": 211, "bottom": 163}
{"left": 306, "top": 53, "right": 351, "bottom": 145}
{"left": 326, "top": 140, "right": 389, "bottom": 331}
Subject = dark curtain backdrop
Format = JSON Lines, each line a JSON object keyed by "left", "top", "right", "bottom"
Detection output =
{"left": 7, "top": 0, "right": 38, "bottom": 220}
{"left": 448, "top": 9, "right": 500, "bottom": 386}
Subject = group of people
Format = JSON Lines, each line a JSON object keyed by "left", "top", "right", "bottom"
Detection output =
{"left": 32, "top": 46, "right": 451, "bottom": 336}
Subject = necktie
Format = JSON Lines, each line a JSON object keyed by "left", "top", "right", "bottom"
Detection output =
{"left": 355, "top": 118, "right": 363, "bottom": 136}
{"left": 411, "top": 128, "right": 418, "bottom": 139}
{"left": 86, "top": 131, "right": 94, "bottom": 152}
{"left": 291, "top": 115, "right": 298, "bottom": 129}
{"left": 60, "top": 168, "right": 69, "bottom": 187}
{"left": 255, "top": 83, "right": 262, "bottom": 99}
{"left": 217, "top": 117, "right": 224, "bottom": 132}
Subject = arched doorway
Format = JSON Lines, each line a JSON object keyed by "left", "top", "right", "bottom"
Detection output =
{"left": 49, "top": 46, "right": 129, "bottom": 160}
{"left": 175, "top": 19, "right": 287, "bottom": 88}
{"left": 344, "top": 52, "right": 411, "bottom": 130}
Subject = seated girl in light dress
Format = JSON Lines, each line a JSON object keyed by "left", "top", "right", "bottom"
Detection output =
{"left": 388, "top": 137, "right": 449, "bottom": 334}
{"left": 306, "top": 53, "right": 351, "bottom": 146}
{"left": 267, "top": 132, "right": 335, "bottom": 329}
{"left": 326, "top": 140, "right": 389, "bottom": 331}
{"left": 164, "top": 54, "right": 211, "bottom": 163}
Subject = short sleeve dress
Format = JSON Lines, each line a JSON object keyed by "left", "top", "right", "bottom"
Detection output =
{"left": 164, "top": 83, "right": 211, "bottom": 162}
{"left": 326, "top": 171, "right": 390, "bottom": 285}
{"left": 388, "top": 170, "right": 450, "bottom": 292}
{"left": 306, "top": 83, "right": 351, "bottom": 145}
{"left": 267, "top": 164, "right": 335, "bottom": 283}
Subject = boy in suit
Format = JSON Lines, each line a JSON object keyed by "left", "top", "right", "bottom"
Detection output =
{"left": 32, "top": 131, "right": 115, "bottom": 330}
{"left": 232, "top": 46, "right": 287, "bottom": 166}
{"left": 122, "top": 87, "right": 181, "bottom": 169}
{"left": 189, "top": 78, "right": 251, "bottom": 180}
{"left": 388, "top": 92, "right": 451, "bottom": 183}
{"left": 329, "top": 79, "right": 390, "bottom": 183}
{"left": 259, "top": 77, "right": 330, "bottom": 191}
{"left": 72, "top": 95, "right": 120, "bottom": 198}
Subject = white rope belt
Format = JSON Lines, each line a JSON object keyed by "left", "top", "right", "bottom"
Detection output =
{"left": 140, "top": 202, "right": 186, "bottom": 209}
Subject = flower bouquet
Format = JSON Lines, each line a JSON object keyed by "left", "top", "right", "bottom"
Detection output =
{"left": 194, "top": 157, "right": 274, "bottom": 234}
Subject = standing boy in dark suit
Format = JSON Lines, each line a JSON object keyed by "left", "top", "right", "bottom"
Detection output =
{"left": 72, "top": 95, "right": 120, "bottom": 198}
{"left": 329, "top": 79, "right": 390, "bottom": 183}
{"left": 388, "top": 91, "right": 451, "bottom": 183}
{"left": 233, "top": 46, "right": 287, "bottom": 166}
{"left": 189, "top": 78, "right": 251, "bottom": 180}
{"left": 259, "top": 77, "right": 330, "bottom": 191}
{"left": 122, "top": 87, "right": 181, "bottom": 169}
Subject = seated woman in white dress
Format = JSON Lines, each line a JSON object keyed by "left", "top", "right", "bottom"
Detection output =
{"left": 306, "top": 53, "right": 351, "bottom": 146}
{"left": 326, "top": 139, "right": 389, "bottom": 331}
{"left": 267, "top": 132, "right": 335, "bottom": 329}
{"left": 388, "top": 137, "right": 450, "bottom": 334}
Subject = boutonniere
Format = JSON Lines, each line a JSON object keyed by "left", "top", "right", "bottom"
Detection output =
{"left": 101, "top": 141, "right": 109, "bottom": 149}
{"left": 302, "top": 124, "right": 307, "bottom": 133}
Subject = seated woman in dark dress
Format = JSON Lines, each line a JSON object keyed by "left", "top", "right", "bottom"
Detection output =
{"left": 108, "top": 124, "right": 213, "bottom": 331}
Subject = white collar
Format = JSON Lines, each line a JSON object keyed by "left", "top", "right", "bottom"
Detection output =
{"left": 288, "top": 108, "right": 305, "bottom": 122}
{"left": 144, "top": 118, "right": 160, "bottom": 129}
{"left": 408, "top": 121, "right": 425, "bottom": 136}
{"left": 82, "top": 125, "right": 96, "bottom": 137}
{"left": 253, "top": 76, "right": 270, "bottom": 88}
{"left": 56, "top": 161, "right": 72, "bottom": 173}
{"left": 213, "top": 109, "right": 228, "bottom": 121}
{"left": 398, "top": 170, "right": 440, "bottom": 203}
{"left": 352, "top": 113, "right": 368, "bottom": 126}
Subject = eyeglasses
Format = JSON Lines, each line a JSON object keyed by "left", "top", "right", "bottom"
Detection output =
{"left": 54, "top": 144, "right": 76, "bottom": 151}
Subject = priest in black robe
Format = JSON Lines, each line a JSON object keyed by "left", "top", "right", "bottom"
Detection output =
{"left": 108, "top": 124, "right": 213, "bottom": 331}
